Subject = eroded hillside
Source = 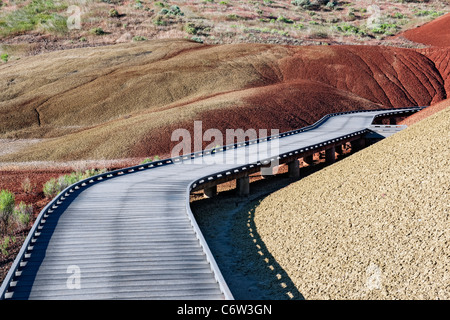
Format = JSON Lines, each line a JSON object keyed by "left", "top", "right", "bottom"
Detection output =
{"left": 0, "top": 39, "right": 446, "bottom": 162}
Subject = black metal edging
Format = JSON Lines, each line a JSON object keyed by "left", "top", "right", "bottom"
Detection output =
{"left": 0, "top": 106, "right": 425, "bottom": 299}
{"left": 189, "top": 106, "right": 426, "bottom": 190}
{"left": 190, "top": 129, "right": 369, "bottom": 191}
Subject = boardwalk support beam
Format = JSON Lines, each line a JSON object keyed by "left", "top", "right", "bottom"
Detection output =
{"left": 326, "top": 147, "right": 336, "bottom": 164}
{"left": 204, "top": 185, "right": 217, "bottom": 198}
{"left": 236, "top": 175, "right": 250, "bottom": 196}
{"left": 288, "top": 159, "right": 300, "bottom": 178}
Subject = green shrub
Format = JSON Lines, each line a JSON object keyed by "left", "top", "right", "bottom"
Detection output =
{"left": 0, "top": 190, "right": 15, "bottom": 234}
{"left": 14, "top": 202, "right": 32, "bottom": 229}
{"left": 21, "top": 177, "right": 34, "bottom": 193}
{"left": 90, "top": 27, "right": 106, "bottom": 35}
{"left": 1, "top": 236, "right": 15, "bottom": 256}
{"left": 337, "top": 24, "right": 360, "bottom": 34}
{"left": 277, "top": 15, "right": 293, "bottom": 24}
{"left": 414, "top": 10, "right": 443, "bottom": 17}
{"left": 291, "top": 0, "right": 310, "bottom": 7}
{"left": 326, "top": 1, "right": 337, "bottom": 9}
{"left": 109, "top": 8, "right": 120, "bottom": 17}
{"left": 393, "top": 12, "right": 405, "bottom": 19}
{"left": 1, "top": 53, "right": 8, "bottom": 63}
{"left": 158, "top": 6, "right": 183, "bottom": 16}
{"left": 153, "top": 15, "right": 168, "bottom": 26}
{"left": 135, "top": 0, "right": 143, "bottom": 9}
{"left": 43, "top": 169, "right": 107, "bottom": 199}
{"left": 371, "top": 23, "right": 398, "bottom": 35}
{"left": 43, "top": 177, "right": 59, "bottom": 199}
{"left": 292, "top": 0, "right": 309, "bottom": 6}
{"left": 56, "top": 172, "right": 81, "bottom": 191}
{"left": 168, "top": 5, "right": 183, "bottom": 16}
{"left": 140, "top": 156, "right": 160, "bottom": 164}
{"left": 132, "top": 35, "right": 147, "bottom": 41}
{"left": 226, "top": 14, "right": 241, "bottom": 21}
{"left": 191, "top": 36, "right": 203, "bottom": 43}
{"left": 185, "top": 22, "right": 199, "bottom": 35}
{"left": 311, "top": 31, "right": 329, "bottom": 38}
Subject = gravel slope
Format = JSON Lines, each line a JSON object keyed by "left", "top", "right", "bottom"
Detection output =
{"left": 253, "top": 105, "right": 449, "bottom": 299}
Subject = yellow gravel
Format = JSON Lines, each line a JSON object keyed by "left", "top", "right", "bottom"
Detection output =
{"left": 253, "top": 105, "right": 450, "bottom": 299}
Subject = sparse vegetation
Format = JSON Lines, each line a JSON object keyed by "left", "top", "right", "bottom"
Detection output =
{"left": 109, "top": 8, "right": 120, "bottom": 18}
{"left": 140, "top": 156, "right": 161, "bottom": 165}
{"left": 43, "top": 169, "right": 107, "bottom": 199}
{"left": 0, "top": 0, "right": 68, "bottom": 37}
{"left": 0, "top": 187, "right": 33, "bottom": 258}
{"left": 371, "top": 23, "right": 399, "bottom": 35}
{"left": 414, "top": 10, "right": 444, "bottom": 17}
{"left": 132, "top": 35, "right": 147, "bottom": 41}
{"left": 21, "top": 177, "right": 34, "bottom": 194}
{"left": 1, "top": 236, "right": 15, "bottom": 256}
{"left": 14, "top": 202, "right": 32, "bottom": 229}
{"left": 0, "top": 190, "right": 15, "bottom": 235}
{"left": 0, "top": 0, "right": 446, "bottom": 50}
{"left": 90, "top": 27, "right": 106, "bottom": 35}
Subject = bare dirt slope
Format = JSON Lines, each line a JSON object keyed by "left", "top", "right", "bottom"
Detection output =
{"left": 0, "top": 39, "right": 446, "bottom": 162}
{"left": 401, "top": 13, "right": 450, "bottom": 47}
{"left": 398, "top": 12, "right": 450, "bottom": 97}
{"left": 419, "top": 47, "right": 450, "bottom": 96}
{"left": 252, "top": 102, "right": 450, "bottom": 299}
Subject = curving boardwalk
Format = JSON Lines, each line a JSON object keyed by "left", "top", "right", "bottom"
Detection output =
{"left": 0, "top": 107, "right": 424, "bottom": 300}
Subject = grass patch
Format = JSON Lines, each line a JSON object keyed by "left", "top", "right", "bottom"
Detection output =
{"left": 371, "top": 23, "right": 399, "bottom": 35}
{"left": 413, "top": 10, "right": 444, "bottom": 17}
{"left": 140, "top": 156, "right": 160, "bottom": 165}
{"left": 0, "top": 0, "right": 68, "bottom": 37}
{"left": 43, "top": 169, "right": 107, "bottom": 199}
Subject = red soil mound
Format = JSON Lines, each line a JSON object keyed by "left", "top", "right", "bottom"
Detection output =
{"left": 278, "top": 45, "right": 445, "bottom": 108}
{"left": 418, "top": 47, "right": 450, "bottom": 96}
{"left": 401, "top": 13, "right": 450, "bottom": 47}
{"left": 132, "top": 79, "right": 383, "bottom": 157}
{"left": 129, "top": 44, "right": 448, "bottom": 158}
{"left": 0, "top": 40, "right": 447, "bottom": 161}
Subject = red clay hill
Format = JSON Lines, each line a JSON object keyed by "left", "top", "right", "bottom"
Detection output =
{"left": 0, "top": 38, "right": 448, "bottom": 162}
{"left": 0, "top": 40, "right": 447, "bottom": 162}
{"left": 398, "top": 12, "right": 450, "bottom": 120}
{"left": 401, "top": 13, "right": 450, "bottom": 48}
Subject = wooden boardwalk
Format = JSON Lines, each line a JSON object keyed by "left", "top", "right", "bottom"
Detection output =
{"left": 0, "top": 108, "right": 423, "bottom": 300}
